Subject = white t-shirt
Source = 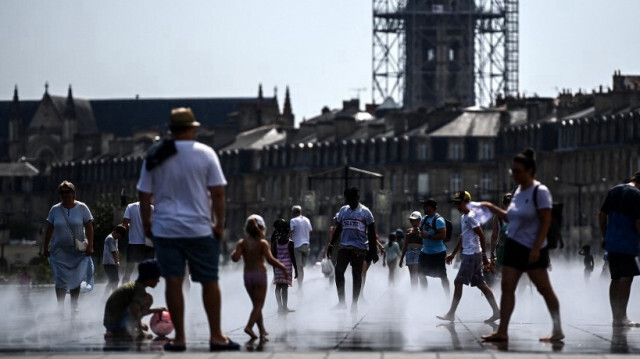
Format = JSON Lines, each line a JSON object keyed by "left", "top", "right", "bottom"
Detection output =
{"left": 123, "top": 202, "right": 154, "bottom": 245}
{"left": 290, "top": 215, "right": 313, "bottom": 248}
{"left": 506, "top": 181, "right": 552, "bottom": 249}
{"left": 102, "top": 234, "right": 118, "bottom": 265}
{"left": 137, "top": 140, "right": 227, "bottom": 238}
{"left": 460, "top": 209, "right": 482, "bottom": 255}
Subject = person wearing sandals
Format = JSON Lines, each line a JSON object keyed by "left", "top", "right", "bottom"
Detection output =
{"left": 43, "top": 181, "right": 94, "bottom": 313}
{"left": 480, "top": 148, "right": 564, "bottom": 343}
{"left": 137, "top": 107, "right": 239, "bottom": 352}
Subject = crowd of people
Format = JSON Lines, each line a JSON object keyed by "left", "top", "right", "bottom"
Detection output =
{"left": 40, "top": 106, "right": 640, "bottom": 351}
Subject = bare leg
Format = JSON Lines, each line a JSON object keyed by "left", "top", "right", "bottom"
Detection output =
{"left": 437, "top": 282, "right": 462, "bottom": 321}
{"left": 482, "top": 266, "right": 522, "bottom": 342}
{"left": 477, "top": 283, "right": 500, "bottom": 322}
{"left": 610, "top": 277, "right": 634, "bottom": 326}
{"left": 408, "top": 264, "right": 419, "bottom": 288}
{"left": 527, "top": 268, "right": 564, "bottom": 341}
{"left": 360, "top": 260, "right": 369, "bottom": 301}
{"left": 202, "top": 280, "right": 230, "bottom": 345}
{"left": 440, "top": 275, "right": 450, "bottom": 297}
{"left": 274, "top": 285, "right": 283, "bottom": 311}
{"left": 334, "top": 249, "right": 349, "bottom": 306}
{"left": 165, "top": 276, "right": 186, "bottom": 346}
{"left": 245, "top": 284, "right": 268, "bottom": 340}
{"left": 55, "top": 287, "right": 66, "bottom": 307}
{"left": 69, "top": 287, "right": 80, "bottom": 311}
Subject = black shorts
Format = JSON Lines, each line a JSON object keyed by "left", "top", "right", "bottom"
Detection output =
{"left": 103, "top": 264, "right": 120, "bottom": 284}
{"left": 502, "top": 238, "right": 550, "bottom": 272}
{"left": 127, "top": 243, "right": 155, "bottom": 263}
{"left": 418, "top": 251, "right": 447, "bottom": 278}
{"left": 608, "top": 252, "right": 640, "bottom": 280}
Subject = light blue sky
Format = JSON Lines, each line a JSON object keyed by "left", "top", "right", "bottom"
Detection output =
{"left": 1, "top": 0, "right": 639, "bottom": 125}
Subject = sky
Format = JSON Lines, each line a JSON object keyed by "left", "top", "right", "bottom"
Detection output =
{"left": 1, "top": 0, "right": 639, "bottom": 125}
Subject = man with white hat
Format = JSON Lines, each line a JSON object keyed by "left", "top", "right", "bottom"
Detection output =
{"left": 137, "top": 107, "right": 239, "bottom": 352}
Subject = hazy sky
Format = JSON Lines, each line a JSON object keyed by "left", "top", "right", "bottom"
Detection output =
{"left": 1, "top": 0, "right": 639, "bottom": 125}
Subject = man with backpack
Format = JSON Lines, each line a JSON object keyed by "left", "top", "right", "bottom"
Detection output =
{"left": 418, "top": 198, "right": 451, "bottom": 296}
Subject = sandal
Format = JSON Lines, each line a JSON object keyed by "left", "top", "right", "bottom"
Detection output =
{"left": 163, "top": 341, "right": 186, "bottom": 352}
{"left": 210, "top": 339, "right": 240, "bottom": 351}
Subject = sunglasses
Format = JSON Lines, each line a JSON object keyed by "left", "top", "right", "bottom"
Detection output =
{"left": 59, "top": 190, "right": 73, "bottom": 195}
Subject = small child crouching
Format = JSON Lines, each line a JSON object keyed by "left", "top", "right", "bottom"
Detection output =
{"left": 103, "top": 259, "right": 166, "bottom": 341}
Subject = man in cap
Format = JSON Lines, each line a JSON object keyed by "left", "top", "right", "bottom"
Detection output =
{"left": 137, "top": 108, "right": 239, "bottom": 351}
{"left": 418, "top": 198, "right": 450, "bottom": 296}
{"left": 437, "top": 191, "right": 500, "bottom": 323}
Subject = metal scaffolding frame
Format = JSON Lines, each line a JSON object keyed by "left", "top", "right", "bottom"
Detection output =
{"left": 372, "top": 0, "right": 519, "bottom": 108}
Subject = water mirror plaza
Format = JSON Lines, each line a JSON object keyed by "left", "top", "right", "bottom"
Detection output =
{"left": 2, "top": 260, "right": 640, "bottom": 358}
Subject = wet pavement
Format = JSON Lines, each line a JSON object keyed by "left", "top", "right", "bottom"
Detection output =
{"left": 2, "top": 259, "right": 640, "bottom": 358}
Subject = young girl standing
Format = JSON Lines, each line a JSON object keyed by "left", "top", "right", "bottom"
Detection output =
{"left": 231, "top": 214, "right": 287, "bottom": 341}
{"left": 270, "top": 219, "right": 298, "bottom": 313}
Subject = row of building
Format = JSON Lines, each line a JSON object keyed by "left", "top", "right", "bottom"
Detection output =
{"left": 1, "top": 71, "right": 639, "bottom": 270}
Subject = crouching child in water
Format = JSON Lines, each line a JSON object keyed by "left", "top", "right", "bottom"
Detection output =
{"left": 103, "top": 259, "right": 166, "bottom": 341}
{"left": 232, "top": 214, "right": 288, "bottom": 341}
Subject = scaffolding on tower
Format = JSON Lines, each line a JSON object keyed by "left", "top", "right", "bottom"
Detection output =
{"left": 372, "top": 0, "right": 519, "bottom": 109}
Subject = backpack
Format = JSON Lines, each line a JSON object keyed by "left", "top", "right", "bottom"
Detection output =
{"left": 429, "top": 214, "right": 453, "bottom": 243}
{"left": 532, "top": 185, "right": 564, "bottom": 249}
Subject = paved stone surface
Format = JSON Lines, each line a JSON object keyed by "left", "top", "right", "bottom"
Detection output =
{"left": 2, "top": 260, "right": 640, "bottom": 358}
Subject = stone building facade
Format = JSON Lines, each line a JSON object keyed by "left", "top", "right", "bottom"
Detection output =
{"left": 1, "top": 72, "right": 639, "bottom": 266}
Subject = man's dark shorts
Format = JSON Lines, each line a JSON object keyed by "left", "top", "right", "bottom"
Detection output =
{"left": 127, "top": 243, "right": 155, "bottom": 263}
{"left": 418, "top": 251, "right": 447, "bottom": 278}
{"left": 502, "top": 238, "right": 549, "bottom": 272}
{"left": 608, "top": 252, "right": 640, "bottom": 280}
{"left": 153, "top": 235, "right": 220, "bottom": 283}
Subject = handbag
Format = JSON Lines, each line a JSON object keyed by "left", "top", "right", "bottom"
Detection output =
{"left": 60, "top": 205, "right": 88, "bottom": 252}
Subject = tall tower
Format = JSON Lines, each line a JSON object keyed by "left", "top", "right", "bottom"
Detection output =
{"left": 372, "top": 0, "right": 519, "bottom": 109}
{"left": 8, "top": 86, "right": 24, "bottom": 161}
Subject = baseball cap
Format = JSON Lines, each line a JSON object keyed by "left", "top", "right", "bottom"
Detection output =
{"left": 409, "top": 211, "right": 422, "bottom": 220}
{"left": 452, "top": 190, "right": 472, "bottom": 202}
{"left": 419, "top": 198, "right": 438, "bottom": 208}
{"left": 246, "top": 214, "right": 266, "bottom": 230}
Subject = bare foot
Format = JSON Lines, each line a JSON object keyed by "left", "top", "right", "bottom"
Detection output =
{"left": 613, "top": 319, "right": 640, "bottom": 327}
{"left": 539, "top": 332, "right": 565, "bottom": 342}
{"left": 481, "top": 332, "right": 508, "bottom": 342}
{"left": 484, "top": 312, "right": 500, "bottom": 323}
{"left": 436, "top": 313, "right": 455, "bottom": 321}
{"left": 244, "top": 326, "right": 258, "bottom": 340}
{"left": 259, "top": 335, "right": 270, "bottom": 342}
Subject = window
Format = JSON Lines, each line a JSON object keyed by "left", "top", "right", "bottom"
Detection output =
{"left": 479, "top": 142, "right": 493, "bottom": 160}
{"left": 451, "top": 173, "right": 462, "bottom": 192}
{"left": 418, "top": 173, "right": 430, "bottom": 195}
{"left": 427, "top": 48, "right": 435, "bottom": 62}
{"left": 418, "top": 144, "right": 428, "bottom": 161}
{"left": 449, "top": 141, "right": 463, "bottom": 161}
{"left": 481, "top": 173, "right": 492, "bottom": 194}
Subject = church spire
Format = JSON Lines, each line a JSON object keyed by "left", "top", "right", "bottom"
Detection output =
{"left": 283, "top": 86, "right": 292, "bottom": 117}
{"left": 64, "top": 84, "right": 76, "bottom": 118}
{"left": 11, "top": 85, "right": 20, "bottom": 118}
{"left": 282, "top": 85, "right": 294, "bottom": 127}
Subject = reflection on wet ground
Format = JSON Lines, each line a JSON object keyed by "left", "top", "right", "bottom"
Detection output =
{"left": 2, "top": 260, "right": 640, "bottom": 355}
